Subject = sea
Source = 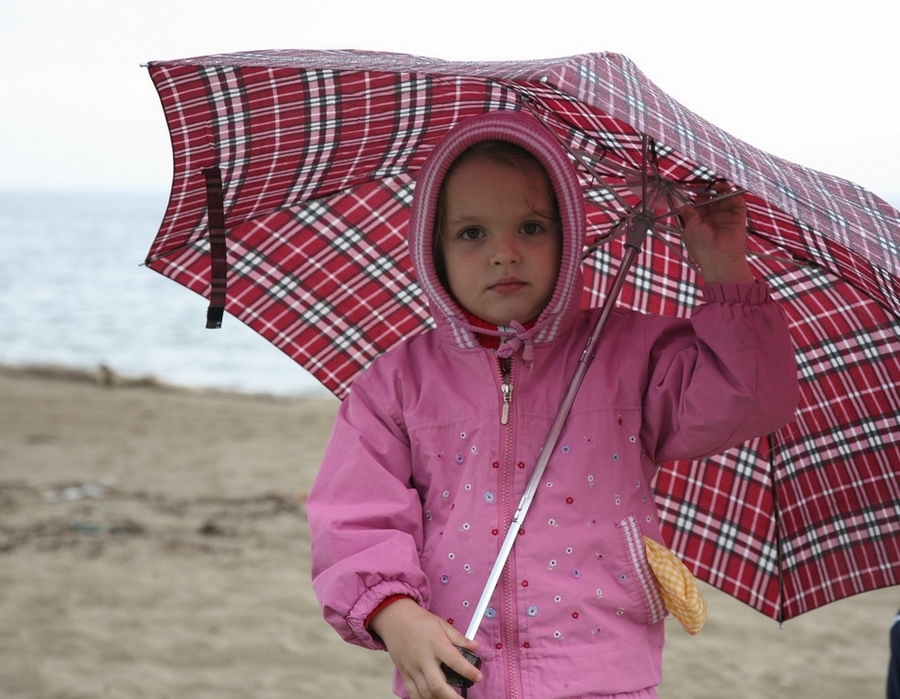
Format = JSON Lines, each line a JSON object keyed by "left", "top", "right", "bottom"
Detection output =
{"left": 0, "top": 189, "right": 329, "bottom": 397}
{"left": 3, "top": 187, "right": 899, "bottom": 399}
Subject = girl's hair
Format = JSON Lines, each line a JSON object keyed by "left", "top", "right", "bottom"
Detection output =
{"left": 433, "top": 140, "right": 560, "bottom": 291}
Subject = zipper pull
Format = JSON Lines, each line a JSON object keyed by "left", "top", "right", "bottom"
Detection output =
{"left": 500, "top": 358, "right": 513, "bottom": 425}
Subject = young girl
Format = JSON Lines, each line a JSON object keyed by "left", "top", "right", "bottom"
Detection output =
{"left": 306, "top": 111, "right": 798, "bottom": 699}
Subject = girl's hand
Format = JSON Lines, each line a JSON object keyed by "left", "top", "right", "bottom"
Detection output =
{"left": 368, "top": 598, "right": 482, "bottom": 698}
{"left": 679, "top": 184, "right": 754, "bottom": 284}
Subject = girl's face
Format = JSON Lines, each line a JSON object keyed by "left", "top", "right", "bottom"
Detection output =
{"left": 438, "top": 155, "right": 561, "bottom": 326}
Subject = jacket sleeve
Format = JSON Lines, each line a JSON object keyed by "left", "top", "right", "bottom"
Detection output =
{"left": 306, "top": 363, "right": 430, "bottom": 650}
{"left": 640, "top": 281, "right": 799, "bottom": 462}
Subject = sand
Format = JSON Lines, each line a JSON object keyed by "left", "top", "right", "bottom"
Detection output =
{"left": 1, "top": 364, "right": 896, "bottom": 698}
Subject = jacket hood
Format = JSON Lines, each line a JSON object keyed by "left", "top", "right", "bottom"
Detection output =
{"left": 408, "top": 110, "right": 586, "bottom": 354}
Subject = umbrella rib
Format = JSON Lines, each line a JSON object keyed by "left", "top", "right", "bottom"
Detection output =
{"left": 551, "top": 130, "right": 811, "bottom": 274}
{"left": 581, "top": 221, "right": 630, "bottom": 260}
{"left": 519, "top": 107, "right": 639, "bottom": 215}
{"left": 520, "top": 92, "right": 848, "bottom": 280}
{"left": 648, "top": 229, "right": 701, "bottom": 274}
{"left": 744, "top": 247, "right": 815, "bottom": 268}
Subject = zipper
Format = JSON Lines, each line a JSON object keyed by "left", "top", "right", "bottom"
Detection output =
{"left": 500, "top": 357, "right": 513, "bottom": 425}
{"left": 496, "top": 355, "right": 521, "bottom": 699}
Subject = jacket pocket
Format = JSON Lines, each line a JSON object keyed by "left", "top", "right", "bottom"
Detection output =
{"left": 616, "top": 514, "right": 667, "bottom": 625}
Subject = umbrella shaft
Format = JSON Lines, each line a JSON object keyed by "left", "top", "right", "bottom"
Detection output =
{"left": 465, "top": 240, "right": 644, "bottom": 641}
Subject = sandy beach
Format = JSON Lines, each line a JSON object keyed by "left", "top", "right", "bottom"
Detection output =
{"left": 1, "top": 363, "right": 896, "bottom": 698}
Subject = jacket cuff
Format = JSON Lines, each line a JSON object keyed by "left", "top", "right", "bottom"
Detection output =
{"left": 701, "top": 281, "right": 771, "bottom": 305}
{"left": 348, "top": 581, "right": 424, "bottom": 649}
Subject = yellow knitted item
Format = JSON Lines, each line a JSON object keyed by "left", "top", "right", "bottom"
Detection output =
{"left": 644, "top": 537, "right": 707, "bottom": 635}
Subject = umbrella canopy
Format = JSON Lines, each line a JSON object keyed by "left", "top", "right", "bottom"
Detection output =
{"left": 145, "top": 49, "right": 900, "bottom": 622}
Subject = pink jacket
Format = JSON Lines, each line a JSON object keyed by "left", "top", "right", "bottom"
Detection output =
{"left": 307, "top": 112, "right": 799, "bottom": 698}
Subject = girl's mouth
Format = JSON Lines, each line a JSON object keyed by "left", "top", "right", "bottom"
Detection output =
{"left": 489, "top": 279, "right": 528, "bottom": 294}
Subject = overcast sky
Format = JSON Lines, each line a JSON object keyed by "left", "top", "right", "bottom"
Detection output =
{"left": 1, "top": 0, "right": 897, "bottom": 206}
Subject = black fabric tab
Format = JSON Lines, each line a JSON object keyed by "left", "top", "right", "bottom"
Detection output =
{"left": 203, "top": 167, "right": 227, "bottom": 329}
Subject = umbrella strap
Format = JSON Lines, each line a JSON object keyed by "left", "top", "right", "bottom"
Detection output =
{"left": 203, "top": 167, "right": 227, "bottom": 329}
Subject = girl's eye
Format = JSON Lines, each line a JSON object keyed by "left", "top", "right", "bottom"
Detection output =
{"left": 520, "top": 221, "right": 544, "bottom": 236}
{"left": 459, "top": 227, "right": 483, "bottom": 241}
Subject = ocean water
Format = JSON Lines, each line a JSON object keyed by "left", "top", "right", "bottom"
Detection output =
{"left": 0, "top": 189, "right": 328, "bottom": 396}
{"left": 4, "top": 187, "right": 898, "bottom": 398}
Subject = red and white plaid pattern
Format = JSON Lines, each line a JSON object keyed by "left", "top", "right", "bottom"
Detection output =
{"left": 146, "top": 49, "right": 900, "bottom": 621}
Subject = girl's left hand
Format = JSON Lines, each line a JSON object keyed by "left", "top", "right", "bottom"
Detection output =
{"left": 679, "top": 184, "right": 754, "bottom": 284}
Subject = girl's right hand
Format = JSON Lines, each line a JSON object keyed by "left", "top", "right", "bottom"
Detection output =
{"left": 368, "top": 598, "right": 483, "bottom": 698}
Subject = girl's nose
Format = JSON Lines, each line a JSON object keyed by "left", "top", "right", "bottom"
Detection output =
{"left": 490, "top": 234, "right": 520, "bottom": 265}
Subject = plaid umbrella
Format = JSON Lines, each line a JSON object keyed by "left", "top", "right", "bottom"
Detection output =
{"left": 145, "top": 49, "right": 900, "bottom": 622}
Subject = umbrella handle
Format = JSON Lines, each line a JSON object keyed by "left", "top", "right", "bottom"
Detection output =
{"left": 463, "top": 216, "right": 652, "bottom": 642}
{"left": 441, "top": 645, "right": 483, "bottom": 694}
